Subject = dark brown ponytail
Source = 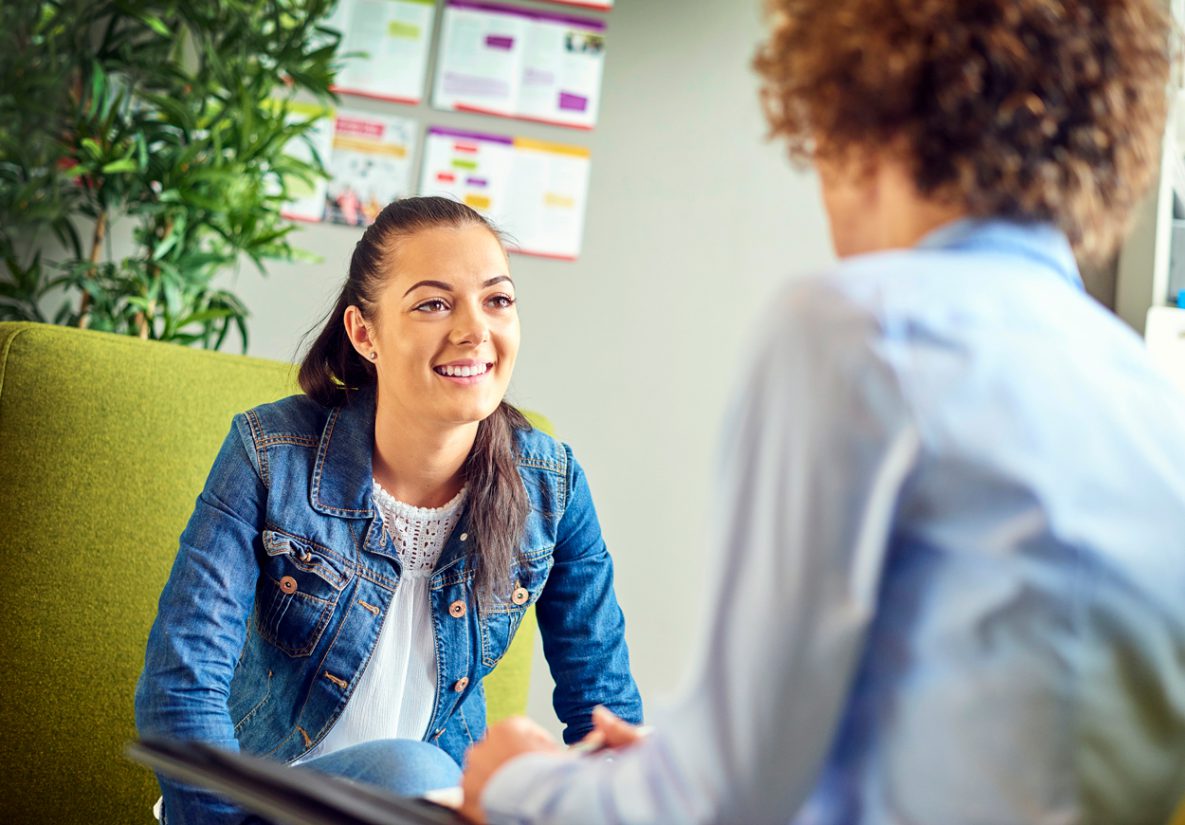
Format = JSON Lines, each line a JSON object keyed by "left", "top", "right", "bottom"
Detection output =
{"left": 466, "top": 402, "right": 531, "bottom": 601}
{"left": 298, "top": 196, "right": 530, "bottom": 599}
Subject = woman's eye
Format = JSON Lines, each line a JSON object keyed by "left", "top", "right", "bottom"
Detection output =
{"left": 487, "top": 294, "right": 516, "bottom": 309}
{"left": 414, "top": 299, "right": 449, "bottom": 313}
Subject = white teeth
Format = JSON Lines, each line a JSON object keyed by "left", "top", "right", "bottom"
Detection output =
{"left": 439, "top": 363, "right": 489, "bottom": 377}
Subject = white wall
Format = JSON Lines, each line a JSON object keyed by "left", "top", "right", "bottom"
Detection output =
{"left": 230, "top": 0, "right": 835, "bottom": 732}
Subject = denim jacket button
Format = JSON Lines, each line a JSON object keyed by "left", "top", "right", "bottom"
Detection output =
{"left": 453, "top": 677, "right": 470, "bottom": 693}
{"left": 449, "top": 600, "right": 467, "bottom": 618}
{"left": 459, "top": 532, "right": 469, "bottom": 542}
{"left": 279, "top": 576, "right": 298, "bottom": 594}
{"left": 511, "top": 587, "right": 529, "bottom": 606}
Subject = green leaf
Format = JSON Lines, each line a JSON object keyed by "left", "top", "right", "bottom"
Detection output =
{"left": 50, "top": 218, "right": 84, "bottom": 260}
{"left": 88, "top": 61, "right": 108, "bottom": 119}
{"left": 234, "top": 313, "right": 249, "bottom": 353}
{"left": 162, "top": 275, "right": 183, "bottom": 319}
{"left": 101, "top": 158, "right": 137, "bottom": 174}
{"left": 138, "top": 14, "right": 171, "bottom": 37}
{"left": 136, "top": 134, "right": 149, "bottom": 169}
{"left": 141, "top": 93, "right": 195, "bottom": 133}
{"left": 178, "top": 307, "right": 234, "bottom": 326}
{"left": 151, "top": 223, "right": 182, "bottom": 260}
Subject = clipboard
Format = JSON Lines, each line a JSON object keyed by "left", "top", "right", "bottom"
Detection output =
{"left": 126, "top": 736, "right": 465, "bottom": 825}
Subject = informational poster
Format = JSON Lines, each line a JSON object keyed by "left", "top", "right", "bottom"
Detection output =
{"left": 327, "top": 0, "right": 436, "bottom": 104}
{"left": 419, "top": 126, "right": 591, "bottom": 260}
{"left": 433, "top": 1, "right": 606, "bottom": 130}
{"left": 324, "top": 111, "right": 418, "bottom": 226}
{"left": 279, "top": 102, "right": 335, "bottom": 223}
{"left": 541, "top": 0, "right": 612, "bottom": 8}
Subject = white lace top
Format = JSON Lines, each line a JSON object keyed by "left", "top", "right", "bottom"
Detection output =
{"left": 300, "top": 481, "right": 467, "bottom": 760}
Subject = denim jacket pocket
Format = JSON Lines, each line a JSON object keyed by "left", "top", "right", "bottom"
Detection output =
{"left": 256, "top": 529, "right": 353, "bottom": 657}
{"left": 479, "top": 553, "right": 553, "bottom": 668}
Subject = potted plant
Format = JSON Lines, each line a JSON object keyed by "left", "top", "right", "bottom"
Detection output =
{"left": 0, "top": 0, "right": 341, "bottom": 350}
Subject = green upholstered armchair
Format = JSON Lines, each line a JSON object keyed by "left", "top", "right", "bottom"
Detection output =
{"left": 0, "top": 321, "right": 537, "bottom": 823}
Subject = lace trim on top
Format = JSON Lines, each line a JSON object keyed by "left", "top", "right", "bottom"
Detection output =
{"left": 372, "top": 481, "right": 467, "bottom": 575}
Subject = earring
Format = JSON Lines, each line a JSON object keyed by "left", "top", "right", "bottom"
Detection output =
{"left": 368, "top": 351, "right": 378, "bottom": 360}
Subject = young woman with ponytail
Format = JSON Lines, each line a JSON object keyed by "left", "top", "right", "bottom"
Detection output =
{"left": 135, "top": 196, "right": 642, "bottom": 825}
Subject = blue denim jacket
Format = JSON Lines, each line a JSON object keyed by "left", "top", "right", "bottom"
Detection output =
{"left": 134, "top": 391, "right": 642, "bottom": 825}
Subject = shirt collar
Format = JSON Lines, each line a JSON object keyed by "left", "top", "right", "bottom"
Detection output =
{"left": 914, "top": 218, "right": 1084, "bottom": 292}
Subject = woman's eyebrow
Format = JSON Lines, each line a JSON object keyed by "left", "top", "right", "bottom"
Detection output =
{"left": 403, "top": 276, "right": 514, "bottom": 297}
{"left": 403, "top": 279, "right": 452, "bottom": 296}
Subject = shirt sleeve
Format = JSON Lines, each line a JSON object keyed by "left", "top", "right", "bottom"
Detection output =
{"left": 482, "top": 282, "right": 920, "bottom": 824}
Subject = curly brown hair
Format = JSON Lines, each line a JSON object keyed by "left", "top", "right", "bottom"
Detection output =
{"left": 754, "top": 0, "right": 1176, "bottom": 262}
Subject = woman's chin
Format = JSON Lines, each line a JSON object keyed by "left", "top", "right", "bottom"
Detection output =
{"left": 437, "top": 400, "right": 504, "bottom": 427}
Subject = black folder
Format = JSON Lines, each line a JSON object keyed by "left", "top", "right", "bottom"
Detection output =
{"left": 127, "top": 736, "right": 465, "bottom": 825}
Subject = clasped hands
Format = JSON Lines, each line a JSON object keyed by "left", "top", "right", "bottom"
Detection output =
{"left": 458, "top": 705, "right": 643, "bottom": 823}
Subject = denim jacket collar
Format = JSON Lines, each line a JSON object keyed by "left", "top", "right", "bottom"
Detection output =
{"left": 310, "top": 387, "right": 378, "bottom": 520}
{"left": 309, "top": 386, "right": 474, "bottom": 574}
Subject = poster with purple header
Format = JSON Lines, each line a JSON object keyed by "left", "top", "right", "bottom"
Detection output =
{"left": 541, "top": 0, "right": 612, "bottom": 9}
{"left": 432, "top": 1, "right": 606, "bottom": 130}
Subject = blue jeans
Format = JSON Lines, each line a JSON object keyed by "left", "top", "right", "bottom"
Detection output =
{"left": 300, "top": 738, "right": 462, "bottom": 795}
{"left": 238, "top": 739, "right": 462, "bottom": 825}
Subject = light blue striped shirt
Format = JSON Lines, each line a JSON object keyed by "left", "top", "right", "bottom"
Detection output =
{"left": 484, "top": 220, "right": 1185, "bottom": 824}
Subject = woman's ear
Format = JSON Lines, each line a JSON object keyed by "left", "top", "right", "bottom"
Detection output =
{"left": 343, "top": 305, "right": 375, "bottom": 359}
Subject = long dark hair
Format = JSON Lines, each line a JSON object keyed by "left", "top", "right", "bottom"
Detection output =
{"left": 298, "top": 196, "right": 530, "bottom": 601}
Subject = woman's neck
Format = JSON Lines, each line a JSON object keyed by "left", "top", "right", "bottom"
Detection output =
{"left": 371, "top": 397, "right": 478, "bottom": 509}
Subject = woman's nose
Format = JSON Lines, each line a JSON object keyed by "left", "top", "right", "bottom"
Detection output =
{"left": 450, "top": 305, "right": 488, "bottom": 346}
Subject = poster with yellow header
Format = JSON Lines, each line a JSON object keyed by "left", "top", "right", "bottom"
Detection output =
{"left": 418, "top": 125, "right": 591, "bottom": 260}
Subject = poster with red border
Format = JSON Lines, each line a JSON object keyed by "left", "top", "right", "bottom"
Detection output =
{"left": 432, "top": 1, "right": 606, "bottom": 130}
{"left": 419, "top": 126, "right": 591, "bottom": 260}
{"left": 540, "top": 0, "right": 612, "bottom": 9}
{"left": 327, "top": 0, "right": 436, "bottom": 105}
{"left": 324, "top": 111, "right": 418, "bottom": 227}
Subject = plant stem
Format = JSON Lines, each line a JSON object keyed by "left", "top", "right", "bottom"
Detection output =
{"left": 78, "top": 210, "right": 107, "bottom": 329}
{"left": 137, "top": 216, "right": 173, "bottom": 341}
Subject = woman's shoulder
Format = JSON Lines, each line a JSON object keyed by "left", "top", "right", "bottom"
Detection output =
{"left": 512, "top": 419, "right": 572, "bottom": 477}
{"left": 239, "top": 392, "right": 329, "bottom": 443}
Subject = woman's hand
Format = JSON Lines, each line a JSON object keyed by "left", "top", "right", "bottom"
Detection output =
{"left": 460, "top": 716, "right": 563, "bottom": 823}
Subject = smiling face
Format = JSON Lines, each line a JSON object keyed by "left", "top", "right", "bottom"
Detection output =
{"left": 344, "top": 223, "right": 519, "bottom": 429}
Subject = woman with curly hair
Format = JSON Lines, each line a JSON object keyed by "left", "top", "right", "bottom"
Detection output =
{"left": 458, "top": 1, "right": 1185, "bottom": 824}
